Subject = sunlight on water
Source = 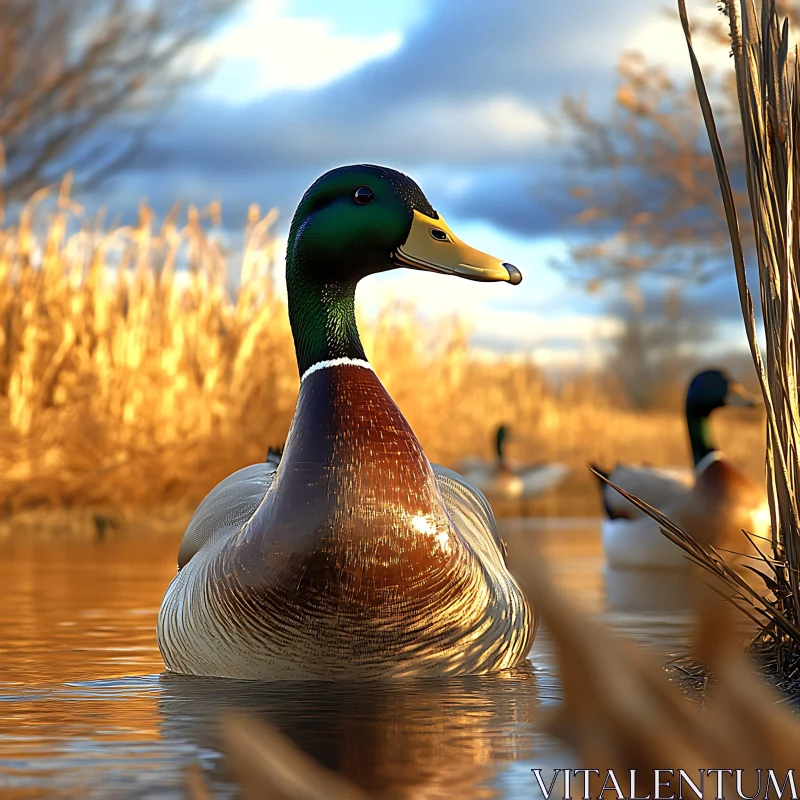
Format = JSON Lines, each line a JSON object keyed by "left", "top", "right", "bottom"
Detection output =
{"left": 0, "top": 521, "right": 696, "bottom": 798}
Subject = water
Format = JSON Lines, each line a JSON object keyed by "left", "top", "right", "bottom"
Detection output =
{"left": 0, "top": 519, "right": 696, "bottom": 799}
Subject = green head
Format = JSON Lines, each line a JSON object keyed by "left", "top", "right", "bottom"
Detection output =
{"left": 685, "top": 369, "right": 758, "bottom": 417}
{"left": 286, "top": 164, "right": 522, "bottom": 376}
{"left": 685, "top": 368, "right": 759, "bottom": 466}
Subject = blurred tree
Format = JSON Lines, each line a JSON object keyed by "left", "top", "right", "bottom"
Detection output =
{"left": 562, "top": 50, "right": 737, "bottom": 286}
{"left": 558, "top": 2, "right": 799, "bottom": 407}
{"left": 609, "top": 288, "right": 713, "bottom": 409}
{"left": 0, "top": 0, "right": 239, "bottom": 202}
{"left": 561, "top": 2, "right": 800, "bottom": 286}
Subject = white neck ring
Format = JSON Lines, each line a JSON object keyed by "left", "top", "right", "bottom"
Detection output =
{"left": 695, "top": 450, "right": 722, "bottom": 474}
{"left": 300, "top": 357, "right": 373, "bottom": 383}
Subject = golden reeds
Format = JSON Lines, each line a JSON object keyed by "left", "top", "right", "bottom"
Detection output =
{"left": 673, "top": 0, "right": 800, "bottom": 675}
{"left": 0, "top": 176, "right": 765, "bottom": 519}
{"left": 0, "top": 178, "right": 294, "bottom": 513}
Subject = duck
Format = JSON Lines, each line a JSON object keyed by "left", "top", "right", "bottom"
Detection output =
{"left": 593, "top": 368, "right": 770, "bottom": 569}
{"left": 157, "top": 165, "right": 534, "bottom": 680}
{"left": 457, "top": 424, "right": 569, "bottom": 504}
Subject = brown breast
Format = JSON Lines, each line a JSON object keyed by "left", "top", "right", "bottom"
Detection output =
{"left": 214, "top": 364, "right": 475, "bottom": 612}
{"left": 675, "top": 458, "right": 765, "bottom": 552}
{"left": 486, "top": 466, "right": 524, "bottom": 499}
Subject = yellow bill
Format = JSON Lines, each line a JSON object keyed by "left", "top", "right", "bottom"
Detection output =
{"left": 395, "top": 210, "right": 522, "bottom": 284}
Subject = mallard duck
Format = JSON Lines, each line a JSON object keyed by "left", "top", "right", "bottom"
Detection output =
{"left": 457, "top": 424, "right": 569, "bottom": 503}
{"left": 157, "top": 165, "right": 534, "bottom": 680}
{"left": 593, "top": 369, "right": 769, "bottom": 569}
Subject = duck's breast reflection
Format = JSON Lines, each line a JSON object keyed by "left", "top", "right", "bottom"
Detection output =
{"left": 157, "top": 664, "right": 544, "bottom": 798}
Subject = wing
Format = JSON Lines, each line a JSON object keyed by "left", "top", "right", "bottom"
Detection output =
{"left": 177, "top": 462, "right": 277, "bottom": 569}
{"left": 517, "top": 463, "right": 570, "bottom": 497}
{"left": 432, "top": 464, "right": 508, "bottom": 568}
{"left": 600, "top": 463, "right": 693, "bottom": 520}
{"left": 455, "top": 456, "right": 494, "bottom": 473}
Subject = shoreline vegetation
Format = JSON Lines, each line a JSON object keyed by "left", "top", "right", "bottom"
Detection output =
{"left": 0, "top": 178, "right": 766, "bottom": 536}
{"left": 664, "top": 0, "right": 800, "bottom": 691}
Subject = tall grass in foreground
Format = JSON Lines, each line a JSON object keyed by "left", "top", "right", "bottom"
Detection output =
{"left": 664, "top": 0, "right": 800, "bottom": 678}
{"left": 0, "top": 177, "right": 765, "bottom": 517}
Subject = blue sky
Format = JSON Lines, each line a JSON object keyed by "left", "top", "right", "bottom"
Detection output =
{"left": 88, "top": 0, "right": 751, "bottom": 370}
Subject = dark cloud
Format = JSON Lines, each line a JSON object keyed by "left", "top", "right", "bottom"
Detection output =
{"left": 88, "top": 0, "right": 670, "bottom": 237}
{"left": 438, "top": 167, "right": 573, "bottom": 238}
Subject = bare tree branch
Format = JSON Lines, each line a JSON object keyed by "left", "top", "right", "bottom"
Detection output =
{"left": 553, "top": 4, "right": 800, "bottom": 407}
{"left": 559, "top": 3, "right": 800, "bottom": 289}
{"left": 0, "top": 0, "right": 240, "bottom": 201}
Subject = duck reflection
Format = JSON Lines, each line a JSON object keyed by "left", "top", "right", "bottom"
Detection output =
{"left": 157, "top": 663, "right": 541, "bottom": 798}
{"left": 603, "top": 566, "right": 695, "bottom": 616}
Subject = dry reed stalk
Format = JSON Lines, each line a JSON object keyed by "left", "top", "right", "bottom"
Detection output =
{"left": 185, "top": 763, "right": 214, "bottom": 800}
{"left": 515, "top": 557, "right": 800, "bottom": 798}
{"left": 220, "top": 713, "right": 369, "bottom": 800}
{"left": 671, "top": 0, "right": 800, "bottom": 676}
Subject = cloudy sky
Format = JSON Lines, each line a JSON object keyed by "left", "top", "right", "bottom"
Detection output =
{"left": 90, "top": 0, "right": 750, "bottom": 370}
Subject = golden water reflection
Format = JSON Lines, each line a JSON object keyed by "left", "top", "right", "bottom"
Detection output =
{"left": 0, "top": 520, "right": 695, "bottom": 798}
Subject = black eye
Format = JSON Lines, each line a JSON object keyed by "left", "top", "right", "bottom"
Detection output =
{"left": 354, "top": 186, "right": 374, "bottom": 205}
{"left": 430, "top": 229, "right": 448, "bottom": 241}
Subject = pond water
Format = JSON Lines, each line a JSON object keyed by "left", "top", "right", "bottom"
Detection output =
{"left": 0, "top": 518, "right": 698, "bottom": 799}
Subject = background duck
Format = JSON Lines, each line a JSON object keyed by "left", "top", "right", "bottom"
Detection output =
{"left": 457, "top": 425, "right": 569, "bottom": 506}
{"left": 158, "top": 164, "right": 534, "bottom": 680}
{"left": 593, "top": 369, "right": 770, "bottom": 569}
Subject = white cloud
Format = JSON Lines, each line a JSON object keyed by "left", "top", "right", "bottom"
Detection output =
{"left": 626, "top": 8, "right": 732, "bottom": 75}
{"left": 200, "top": 0, "right": 403, "bottom": 104}
{"left": 382, "top": 95, "right": 547, "bottom": 159}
